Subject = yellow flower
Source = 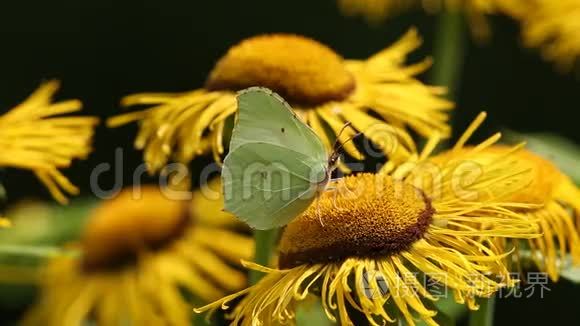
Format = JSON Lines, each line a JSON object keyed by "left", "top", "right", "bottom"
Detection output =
{"left": 24, "top": 185, "right": 253, "bottom": 326}
{"left": 425, "top": 144, "right": 580, "bottom": 281}
{"left": 0, "top": 81, "right": 98, "bottom": 204}
{"left": 195, "top": 114, "right": 540, "bottom": 326}
{"left": 516, "top": 0, "right": 580, "bottom": 70}
{"left": 108, "top": 29, "right": 452, "bottom": 173}
{"left": 338, "top": 1, "right": 580, "bottom": 69}
{"left": 0, "top": 217, "right": 10, "bottom": 228}
{"left": 337, "top": 0, "right": 415, "bottom": 24}
{"left": 337, "top": 0, "right": 527, "bottom": 41}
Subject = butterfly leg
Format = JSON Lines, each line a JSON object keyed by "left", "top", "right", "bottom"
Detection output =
{"left": 325, "top": 177, "right": 342, "bottom": 191}
{"left": 328, "top": 177, "right": 357, "bottom": 198}
{"left": 315, "top": 194, "right": 324, "bottom": 227}
{"left": 322, "top": 178, "right": 357, "bottom": 213}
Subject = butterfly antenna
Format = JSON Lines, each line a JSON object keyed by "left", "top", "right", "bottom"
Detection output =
{"left": 332, "top": 122, "right": 363, "bottom": 154}
{"left": 328, "top": 122, "right": 363, "bottom": 169}
{"left": 332, "top": 122, "right": 352, "bottom": 151}
{"left": 333, "top": 132, "right": 363, "bottom": 158}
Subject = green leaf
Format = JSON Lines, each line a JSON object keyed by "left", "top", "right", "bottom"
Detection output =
{"left": 515, "top": 250, "right": 580, "bottom": 284}
{"left": 561, "top": 264, "right": 580, "bottom": 283}
{"left": 415, "top": 310, "right": 456, "bottom": 326}
{"left": 434, "top": 293, "right": 467, "bottom": 322}
{"left": 296, "top": 299, "right": 332, "bottom": 326}
{"left": 417, "top": 293, "right": 466, "bottom": 326}
{"left": 0, "top": 198, "right": 96, "bottom": 247}
{"left": 468, "top": 296, "right": 495, "bottom": 326}
{"left": 0, "top": 198, "right": 95, "bottom": 281}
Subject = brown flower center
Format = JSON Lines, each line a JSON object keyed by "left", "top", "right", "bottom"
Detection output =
{"left": 278, "top": 173, "right": 434, "bottom": 269}
{"left": 205, "top": 34, "right": 356, "bottom": 106}
{"left": 81, "top": 186, "right": 190, "bottom": 271}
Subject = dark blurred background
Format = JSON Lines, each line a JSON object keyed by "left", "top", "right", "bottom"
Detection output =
{"left": 0, "top": 1, "right": 578, "bottom": 325}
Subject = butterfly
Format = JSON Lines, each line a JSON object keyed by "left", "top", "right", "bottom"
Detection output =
{"left": 222, "top": 87, "right": 356, "bottom": 230}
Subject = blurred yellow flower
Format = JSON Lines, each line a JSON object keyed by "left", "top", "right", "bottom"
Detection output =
{"left": 0, "top": 217, "right": 10, "bottom": 228}
{"left": 427, "top": 144, "right": 580, "bottom": 281}
{"left": 24, "top": 185, "right": 253, "bottom": 326}
{"left": 108, "top": 29, "right": 452, "bottom": 173}
{"left": 337, "top": 0, "right": 414, "bottom": 24}
{"left": 0, "top": 81, "right": 98, "bottom": 205}
{"left": 195, "top": 114, "right": 540, "bottom": 326}
{"left": 338, "top": 1, "right": 580, "bottom": 69}
{"left": 517, "top": 0, "right": 580, "bottom": 70}
{"left": 337, "top": 0, "right": 526, "bottom": 40}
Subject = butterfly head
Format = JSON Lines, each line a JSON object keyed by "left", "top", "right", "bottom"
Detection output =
{"left": 327, "top": 149, "right": 341, "bottom": 172}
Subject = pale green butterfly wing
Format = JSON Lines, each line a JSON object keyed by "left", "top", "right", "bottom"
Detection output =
{"left": 222, "top": 87, "right": 329, "bottom": 229}
{"left": 229, "top": 87, "right": 327, "bottom": 162}
{"left": 223, "top": 142, "right": 326, "bottom": 229}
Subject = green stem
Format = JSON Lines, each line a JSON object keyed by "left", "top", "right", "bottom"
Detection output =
{"left": 249, "top": 228, "right": 279, "bottom": 285}
{"left": 0, "top": 169, "right": 6, "bottom": 210}
{"left": 468, "top": 296, "right": 496, "bottom": 326}
{"left": 0, "top": 244, "right": 79, "bottom": 258}
{"left": 429, "top": 10, "right": 466, "bottom": 100}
